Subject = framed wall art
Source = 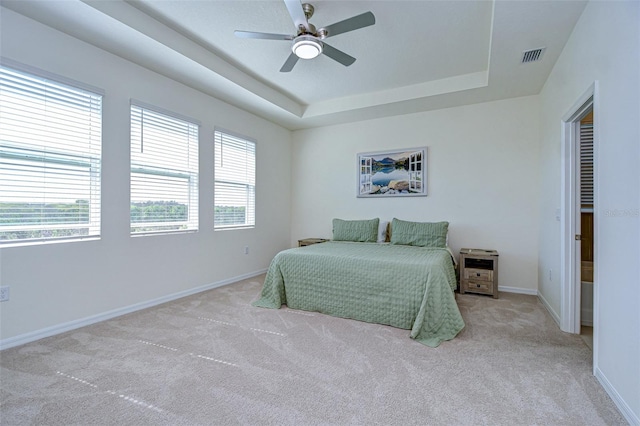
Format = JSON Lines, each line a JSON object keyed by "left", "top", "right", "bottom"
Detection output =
{"left": 357, "top": 147, "right": 427, "bottom": 197}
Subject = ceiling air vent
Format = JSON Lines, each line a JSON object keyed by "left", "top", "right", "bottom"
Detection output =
{"left": 521, "top": 47, "right": 546, "bottom": 63}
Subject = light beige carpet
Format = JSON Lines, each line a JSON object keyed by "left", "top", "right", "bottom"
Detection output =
{"left": 0, "top": 275, "right": 626, "bottom": 425}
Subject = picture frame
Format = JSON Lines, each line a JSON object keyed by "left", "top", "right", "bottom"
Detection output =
{"left": 357, "top": 147, "right": 427, "bottom": 197}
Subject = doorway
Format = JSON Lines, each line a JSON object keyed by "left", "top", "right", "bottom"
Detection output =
{"left": 560, "top": 84, "right": 597, "bottom": 356}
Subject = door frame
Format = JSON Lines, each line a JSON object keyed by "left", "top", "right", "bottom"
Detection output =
{"left": 560, "top": 82, "right": 598, "bottom": 338}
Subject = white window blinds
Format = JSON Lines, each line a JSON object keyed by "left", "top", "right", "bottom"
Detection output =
{"left": 214, "top": 129, "right": 255, "bottom": 229}
{"left": 580, "top": 123, "right": 594, "bottom": 208}
{"left": 0, "top": 64, "right": 102, "bottom": 244}
{"left": 130, "top": 104, "right": 199, "bottom": 234}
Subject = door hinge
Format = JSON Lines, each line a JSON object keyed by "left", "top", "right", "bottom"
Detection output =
{"left": 575, "top": 234, "right": 582, "bottom": 240}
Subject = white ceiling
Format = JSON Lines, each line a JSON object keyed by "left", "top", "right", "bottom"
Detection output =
{"left": 2, "top": 0, "right": 587, "bottom": 130}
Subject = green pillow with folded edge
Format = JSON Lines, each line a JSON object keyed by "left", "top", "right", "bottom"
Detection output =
{"left": 332, "top": 218, "right": 380, "bottom": 243}
{"left": 390, "top": 218, "right": 448, "bottom": 248}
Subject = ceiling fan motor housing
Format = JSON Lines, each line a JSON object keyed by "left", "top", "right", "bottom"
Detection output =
{"left": 299, "top": 22, "right": 317, "bottom": 35}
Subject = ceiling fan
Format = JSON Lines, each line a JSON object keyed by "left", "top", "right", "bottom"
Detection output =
{"left": 234, "top": 0, "right": 375, "bottom": 72}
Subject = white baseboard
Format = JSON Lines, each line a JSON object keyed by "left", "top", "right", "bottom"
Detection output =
{"left": 595, "top": 367, "right": 640, "bottom": 426}
{"left": 537, "top": 291, "right": 561, "bottom": 327}
{"left": 498, "top": 286, "right": 538, "bottom": 296}
{"left": 0, "top": 269, "right": 267, "bottom": 351}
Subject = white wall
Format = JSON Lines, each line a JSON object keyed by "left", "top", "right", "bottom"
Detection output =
{"left": 291, "top": 96, "right": 541, "bottom": 293}
{"left": 537, "top": 1, "right": 639, "bottom": 422}
{"left": 0, "top": 9, "right": 292, "bottom": 343}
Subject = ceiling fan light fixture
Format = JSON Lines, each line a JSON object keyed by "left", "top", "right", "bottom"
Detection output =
{"left": 292, "top": 35, "right": 322, "bottom": 59}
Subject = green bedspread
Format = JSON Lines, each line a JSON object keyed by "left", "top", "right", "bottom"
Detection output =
{"left": 253, "top": 241, "right": 465, "bottom": 347}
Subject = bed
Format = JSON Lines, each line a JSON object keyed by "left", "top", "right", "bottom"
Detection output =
{"left": 253, "top": 218, "right": 465, "bottom": 347}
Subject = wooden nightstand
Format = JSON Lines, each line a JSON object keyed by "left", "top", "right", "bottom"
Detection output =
{"left": 459, "top": 248, "right": 499, "bottom": 298}
{"left": 298, "top": 238, "right": 329, "bottom": 247}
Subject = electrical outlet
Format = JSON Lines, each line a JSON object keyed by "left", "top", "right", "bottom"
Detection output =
{"left": 244, "top": 246, "right": 249, "bottom": 255}
{"left": 0, "top": 286, "right": 9, "bottom": 302}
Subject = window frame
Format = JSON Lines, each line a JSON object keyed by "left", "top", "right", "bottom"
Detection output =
{"left": 129, "top": 101, "right": 200, "bottom": 236}
{"left": 0, "top": 60, "right": 103, "bottom": 246}
{"left": 213, "top": 128, "right": 256, "bottom": 230}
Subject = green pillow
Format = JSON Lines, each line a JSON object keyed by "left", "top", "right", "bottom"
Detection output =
{"left": 332, "top": 218, "right": 380, "bottom": 243}
{"left": 390, "top": 218, "right": 448, "bottom": 248}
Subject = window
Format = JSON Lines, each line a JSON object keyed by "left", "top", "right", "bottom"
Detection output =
{"left": 0, "top": 64, "right": 102, "bottom": 244}
{"left": 130, "top": 103, "right": 199, "bottom": 235}
{"left": 214, "top": 129, "right": 255, "bottom": 229}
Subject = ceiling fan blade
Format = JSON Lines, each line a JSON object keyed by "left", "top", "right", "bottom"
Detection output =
{"left": 284, "top": 0, "right": 310, "bottom": 32}
{"left": 234, "top": 30, "right": 293, "bottom": 41}
{"left": 322, "top": 43, "right": 356, "bottom": 67}
{"left": 280, "top": 52, "right": 299, "bottom": 72}
{"left": 320, "top": 11, "right": 375, "bottom": 38}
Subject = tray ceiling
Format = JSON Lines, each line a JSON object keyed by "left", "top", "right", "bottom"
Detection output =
{"left": 2, "top": 0, "right": 587, "bottom": 129}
